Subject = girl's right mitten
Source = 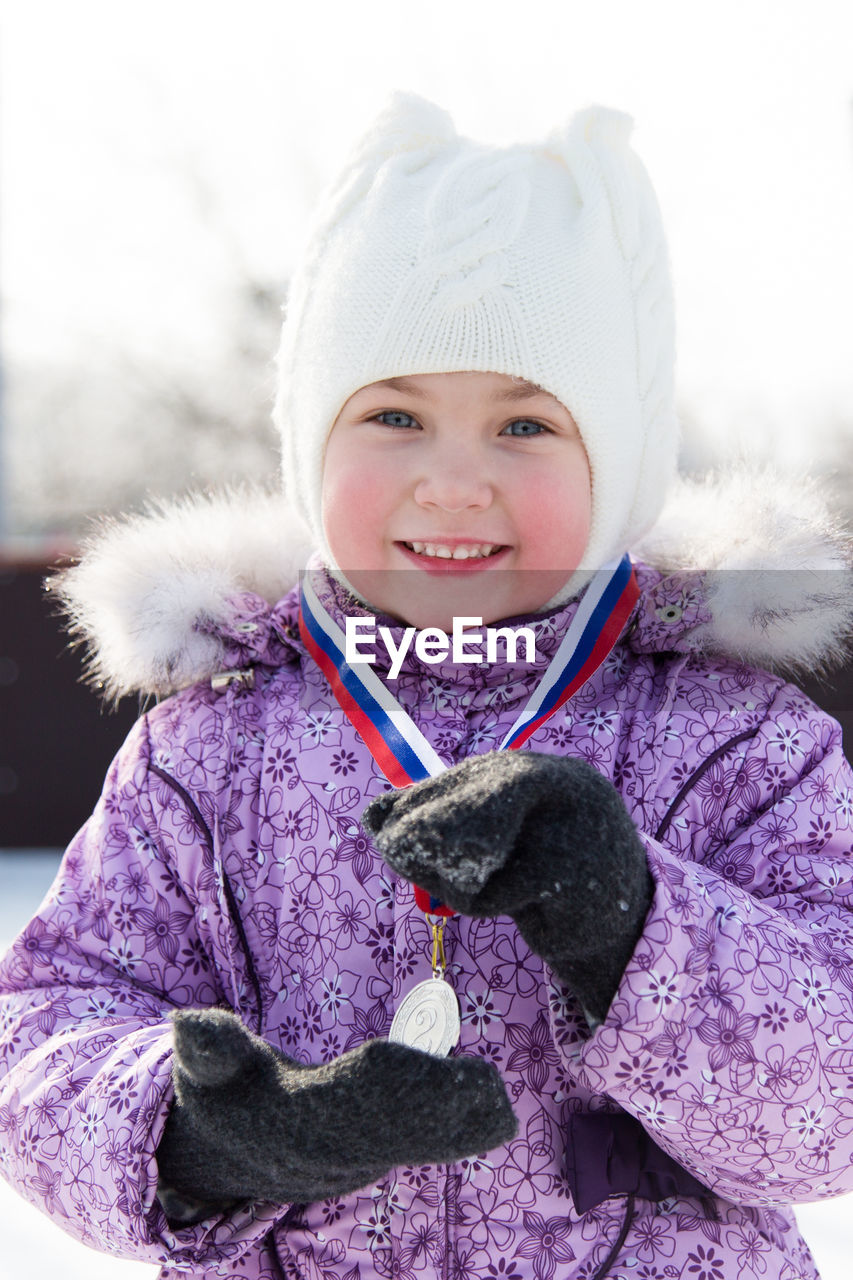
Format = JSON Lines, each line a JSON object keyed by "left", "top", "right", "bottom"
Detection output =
{"left": 155, "top": 1007, "right": 516, "bottom": 1226}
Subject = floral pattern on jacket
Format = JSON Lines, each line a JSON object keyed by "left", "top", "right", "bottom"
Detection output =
{"left": 2, "top": 561, "right": 853, "bottom": 1280}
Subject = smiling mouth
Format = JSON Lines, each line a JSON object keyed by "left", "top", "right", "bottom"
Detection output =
{"left": 399, "top": 541, "right": 506, "bottom": 561}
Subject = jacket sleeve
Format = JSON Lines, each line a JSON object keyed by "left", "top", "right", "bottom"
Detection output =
{"left": 567, "top": 678, "right": 853, "bottom": 1207}
{"left": 0, "top": 713, "right": 289, "bottom": 1270}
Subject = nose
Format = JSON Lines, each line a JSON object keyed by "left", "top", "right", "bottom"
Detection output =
{"left": 413, "top": 441, "right": 493, "bottom": 513}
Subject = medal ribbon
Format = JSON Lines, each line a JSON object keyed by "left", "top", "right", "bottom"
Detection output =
{"left": 299, "top": 556, "right": 639, "bottom": 915}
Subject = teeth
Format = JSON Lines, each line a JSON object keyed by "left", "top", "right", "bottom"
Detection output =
{"left": 406, "top": 541, "right": 498, "bottom": 559}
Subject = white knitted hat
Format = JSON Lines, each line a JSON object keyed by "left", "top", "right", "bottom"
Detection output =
{"left": 274, "top": 92, "right": 678, "bottom": 594}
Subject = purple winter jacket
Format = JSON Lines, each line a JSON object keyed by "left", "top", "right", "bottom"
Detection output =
{"left": 2, "top": 506, "right": 853, "bottom": 1279}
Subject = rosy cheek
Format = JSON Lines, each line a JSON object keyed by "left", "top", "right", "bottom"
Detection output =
{"left": 322, "top": 455, "right": 390, "bottom": 565}
{"left": 326, "top": 462, "right": 378, "bottom": 506}
{"left": 517, "top": 470, "right": 590, "bottom": 565}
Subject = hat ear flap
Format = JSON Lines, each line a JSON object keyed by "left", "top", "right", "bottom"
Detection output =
{"left": 353, "top": 91, "right": 458, "bottom": 165}
{"left": 322, "top": 92, "right": 458, "bottom": 225}
{"left": 546, "top": 106, "right": 640, "bottom": 258}
{"left": 547, "top": 103, "right": 673, "bottom": 393}
{"left": 547, "top": 105, "right": 679, "bottom": 544}
{"left": 278, "top": 92, "right": 458, "bottom": 376}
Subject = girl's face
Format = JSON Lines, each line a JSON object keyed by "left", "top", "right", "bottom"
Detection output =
{"left": 321, "top": 371, "right": 592, "bottom": 629}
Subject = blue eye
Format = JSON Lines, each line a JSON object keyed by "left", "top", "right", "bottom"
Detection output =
{"left": 375, "top": 410, "right": 419, "bottom": 429}
{"left": 502, "top": 419, "right": 547, "bottom": 437}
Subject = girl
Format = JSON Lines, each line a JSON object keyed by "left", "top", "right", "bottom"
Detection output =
{"left": 2, "top": 93, "right": 853, "bottom": 1280}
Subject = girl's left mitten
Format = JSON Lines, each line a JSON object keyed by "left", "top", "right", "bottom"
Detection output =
{"left": 155, "top": 1007, "right": 516, "bottom": 1226}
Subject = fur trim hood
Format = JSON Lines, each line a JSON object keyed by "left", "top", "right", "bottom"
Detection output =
{"left": 50, "top": 466, "right": 853, "bottom": 701}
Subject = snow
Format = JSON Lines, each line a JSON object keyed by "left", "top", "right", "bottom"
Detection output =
{"left": 0, "top": 1178, "right": 158, "bottom": 1278}
{"left": 1, "top": 851, "right": 850, "bottom": 1277}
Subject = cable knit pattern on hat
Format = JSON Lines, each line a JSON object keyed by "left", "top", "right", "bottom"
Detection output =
{"left": 274, "top": 92, "right": 678, "bottom": 596}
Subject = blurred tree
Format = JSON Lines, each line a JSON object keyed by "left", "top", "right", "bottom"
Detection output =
{"left": 4, "top": 274, "right": 283, "bottom": 538}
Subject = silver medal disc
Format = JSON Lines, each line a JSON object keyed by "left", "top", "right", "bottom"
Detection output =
{"left": 389, "top": 977, "right": 461, "bottom": 1057}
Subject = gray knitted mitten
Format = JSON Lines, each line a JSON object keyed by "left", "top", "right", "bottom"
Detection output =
{"left": 155, "top": 1007, "right": 517, "bottom": 1226}
{"left": 362, "top": 751, "right": 653, "bottom": 1029}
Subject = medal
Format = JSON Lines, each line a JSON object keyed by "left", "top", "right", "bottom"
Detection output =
{"left": 389, "top": 979, "right": 460, "bottom": 1056}
{"left": 299, "top": 556, "right": 640, "bottom": 1050}
{"left": 389, "top": 919, "right": 460, "bottom": 1056}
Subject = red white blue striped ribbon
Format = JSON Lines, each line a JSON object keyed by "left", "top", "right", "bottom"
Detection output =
{"left": 299, "top": 556, "right": 639, "bottom": 914}
{"left": 299, "top": 578, "right": 448, "bottom": 788}
{"left": 496, "top": 554, "right": 639, "bottom": 749}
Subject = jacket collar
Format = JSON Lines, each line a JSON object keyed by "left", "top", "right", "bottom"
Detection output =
{"left": 285, "top": 559, "right": 619, "bottom": 694}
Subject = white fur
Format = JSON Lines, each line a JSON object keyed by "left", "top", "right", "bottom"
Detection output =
{"left": 52, "top": 488, "right": 315, "bottom": 701}
{"left": 635, "top": 462, "right": 853, "bottom": 677}
{"left": 52, "top": 465, "right": 853, "bottom": 699}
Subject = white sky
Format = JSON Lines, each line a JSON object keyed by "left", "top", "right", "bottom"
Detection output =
{"left": 2, "top": 0, "right": 853, "bottom": 462}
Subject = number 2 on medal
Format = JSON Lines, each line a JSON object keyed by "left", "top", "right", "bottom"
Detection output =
{"left": 409, "top": 1003, "right": 439, "bottom": 1052}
